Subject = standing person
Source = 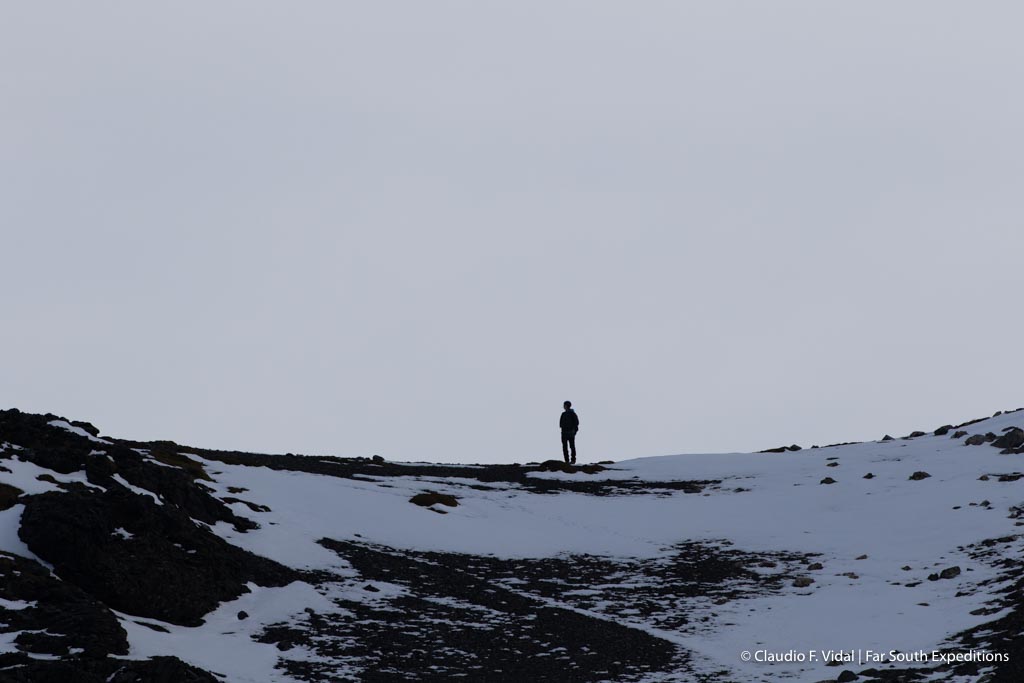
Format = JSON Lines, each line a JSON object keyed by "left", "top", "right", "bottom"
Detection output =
{"left": 560, "top": 400, "right": 579, "bottom": 464}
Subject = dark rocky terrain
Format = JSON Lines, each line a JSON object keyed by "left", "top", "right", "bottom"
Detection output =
{"left": 2, "top": 407, "right": 1023, "bottom": 682}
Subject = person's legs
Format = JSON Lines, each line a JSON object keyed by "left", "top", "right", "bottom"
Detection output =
{"left": 561, "top": 432, "right": 570, "bottom": 463}
{"left": 569, "top": 432, "right": 577, "bottom": 464}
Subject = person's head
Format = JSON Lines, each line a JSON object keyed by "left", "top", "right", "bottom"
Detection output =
{"left": 563, "top": 400, "right": 572, "bottom": 410}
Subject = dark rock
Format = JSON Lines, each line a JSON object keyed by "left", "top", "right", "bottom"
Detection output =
{"left": 0, "top": 655, "right": 220, "bottom": 683}
{"left": 787, "top": 445, "right": 802, "bottom": 452}
{"left": 364, "top": 584, "right": 381, "bottom": 592}
{"left": 933, "top": 425, "right": 953, "bottom": 436}
{"left": 19, "top": 488, "right": 296, "bottom": 626}
{"left": 70, "top": 420, "right": 101, "bottom": 437}
{"left": 965, "top": 434, "right": 988, "bottom": 446}
{"left": 0, "top": 551, "right": 127, "bottom": 657}
{"left": 979, "top": 475, "right": 990, "bottom": 481}
{"left": 237, "top": 610, "right": 249, "bottom": 620}
{"left": 221, "top": 497, "right": 271, "bottom": 513}
{"left": 410, "top": 491, "right": 459, "bottom": 508}
{"left": 820, "top": 477, "right": 837, "bottom": 485}
{"left": 793, "top": 576, "right": 814, "bottom": 587}
{"left": 901, "top": 565, "right": 912, "bottom": 571}
{"left": 939, "top": 566, "right": 961, "bottom": 579}
{"left": 863, "top": 473, "right": 874, "bottom": 479}
{"left": 807, "top": 562, "right": 824, "bottom": 570}
{"left": 0, "top": 482, "right": 23, "bottom": 511}
{"left": 998, "top": 473, "right": 1024, "bottom": 482}
{"left": 371, "top": 455, "right": 385, "bottom": 463}
{"left": 907, "top": 431, "right": 927, "bottom": 438}
{"left": 952, "top": 430, "right": 968, "bottom": 439}
{"left": 134, "top": 621, "right": 169, "bottom": 633}
{"left": 882, "top": 435, "right": 894, "bottom": 441}
{"left": 855, "top": 554, "right": 868, "bottom": 560}
{"left": 826, "top": 461, "right": 839, "bottom": 467}
{"left": 837, "top": 670, "right": 859, "bottom": 682}
{"left": 908, "top": 471, "right": 931, "bottom": 480}
{"left": 534, "top": 460, "right": 606, "bottom": 475}
{"left": 993, "top": 428, "right": 1024, "bottom": 450}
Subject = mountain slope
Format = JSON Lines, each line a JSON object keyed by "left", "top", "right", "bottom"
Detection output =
{"left": 1, "top": 408, "right": 1023, "bottom": 682}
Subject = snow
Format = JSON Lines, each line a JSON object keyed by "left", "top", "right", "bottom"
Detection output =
{"left": 111, "top": 474, "right": 162, "bottom": 504}
{"left": 0, "top": 598, "right": 35, "bottom": 611}
{"left": 4, "top": 410, "right": 1024, "bottom": 681}
{"left": 190, "top": 412, "right": 1024, "bottom": 681}
{"left": 46, "top": 419, "right": 110, "bottom": 444}
{"left": 116, "top": 581, "right": 357, "bottom": 683}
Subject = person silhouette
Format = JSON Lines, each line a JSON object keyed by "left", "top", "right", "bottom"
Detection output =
{"left": 560, "top": 400, "right": 579, "bottom": 464}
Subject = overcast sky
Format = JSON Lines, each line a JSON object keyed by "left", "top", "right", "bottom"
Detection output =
{"left": 2, "top": 3, "right": 1022, "bottom": 464}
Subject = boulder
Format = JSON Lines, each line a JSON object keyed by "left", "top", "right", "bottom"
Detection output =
{"left": 908, "top": 471, "right": 931, "bottom": 481}
{"left": 409, "top": 492, "right": 459, "bottom": 508}
{"left": 993, "top": 428, "right": 1024, "bottom": 450}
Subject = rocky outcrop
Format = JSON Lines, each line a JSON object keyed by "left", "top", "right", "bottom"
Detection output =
{"left": 0, "top": 655, "right": 218, "bottom": 683}
{"left": 0, "top": 551, "right": 127, "bottom": 657}
{"left": 18, "top": 487, "right": 297, "bottom": 626}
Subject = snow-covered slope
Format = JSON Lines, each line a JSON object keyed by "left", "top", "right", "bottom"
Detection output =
{"left": 1, "top": 408, "right": 1023, "bottom": 682}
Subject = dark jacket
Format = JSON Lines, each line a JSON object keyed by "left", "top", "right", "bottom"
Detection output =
{"left": 560, "top": 409, "right": 579, "bottom": 433}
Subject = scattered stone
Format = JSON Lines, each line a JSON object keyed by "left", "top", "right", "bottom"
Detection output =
{"left": 409, "top": 491, "right": 459, "bottom": 508}
{"left": 882, "top": 435, "right": 894, "bottom": 441}
{"left": 793, "top": 577, "right": 814, "bottom": 588}
{"left": 826, "top": 462, "right": 839, "bottom": 468}
{"left": 998, "top": 473, "right": 1024, "bottom": 482}
{"left": 901, "top": 566, "right": 912, "bottom": 571}
{"left": 837, "top": 670, "right": 859, "bottom": 682}
{"left": 933, "top": 425, "right": 953, "bottom": 436}
{"left": 965, "top": 434, "right": 988, "bottom": 446}
{"left": 979, "top": 475, "right": 990, "bottom": 481}
{"left": 855, "top": 554, "right": 868, "bottom": 560}
{"left": 134, "top": 620, "right": 170, "bottom": 633}
{"left": 820, "top": 477, "right": 837, "bottom": 485}
{"left": 863, "top": 472, "right": 874, "bottom": 479}
{"left": 237, "top": 610, "right": 249, "bottom": 620}
{"left": 221, "top": 497, "right": 272, "bottom": 513}
{"left": 364, "top": 584, "right": 381, "bottom": 593}
{"left": 907, "top": 431, "right": 927, "bottom": 438}
{"left": 952, "top": 430, "right": 968, "bottom": 439}
{"left": 841, "top": 572, "right": 859, "bottom": 579}
{"left": 807, "top": 562, "right": 824, "bottom": 570}
{"left": 908, "top": 471, "right": 931, "bottom": 481}
{"left": 371, "top": 455, "right": 385, "bottom": 463}
{"left": 928, "top": 566, "right": 961, "bottom": 581}
{"left": 535, "top": 460, "right": 606, "bottom": 475}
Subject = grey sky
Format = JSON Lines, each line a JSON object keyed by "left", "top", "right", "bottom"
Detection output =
{"left": 2, "top": 3, "right": 1022, "bottom": 463}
